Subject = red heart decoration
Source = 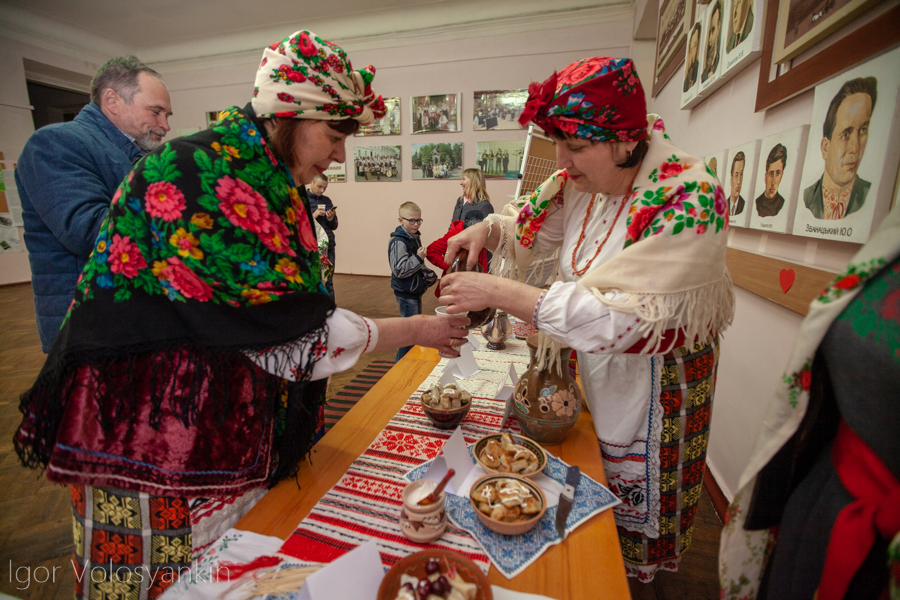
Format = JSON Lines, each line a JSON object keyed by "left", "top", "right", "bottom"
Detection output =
{"left": 779, "top": 268, "right": 795, "bottom": 293}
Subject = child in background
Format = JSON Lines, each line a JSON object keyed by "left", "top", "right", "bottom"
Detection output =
{"left": 389, "top": 201, "right": 437, "bottom": 361}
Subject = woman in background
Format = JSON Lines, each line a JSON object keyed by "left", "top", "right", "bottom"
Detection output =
{"left": 451, "top": 168, "right": 494, "bottom": 227}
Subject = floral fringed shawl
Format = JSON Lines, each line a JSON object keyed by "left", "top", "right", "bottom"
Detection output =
{"left": 490, "top": 114, "right": 734, "bottom": 365}
{"left": 718, "top": 203, "right": 900, "bottom": 600}
{"left": 15, "top": 103, "right": 335, "bottom": 496}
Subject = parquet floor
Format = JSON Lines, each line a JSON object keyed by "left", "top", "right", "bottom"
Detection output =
{"left": 0, "top": 275, "right": 721, "bottom": 599}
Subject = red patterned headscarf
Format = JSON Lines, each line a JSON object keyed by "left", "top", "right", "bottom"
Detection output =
{"left": 252, "top": 30, "right": 386, "bottom": 125}
{"left": 519, "top": 57, "right": 648, "bottom": 142}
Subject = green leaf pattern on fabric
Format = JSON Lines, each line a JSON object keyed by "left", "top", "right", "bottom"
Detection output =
{"left": 68, "top": 105, "right": 323, "bottom": 321}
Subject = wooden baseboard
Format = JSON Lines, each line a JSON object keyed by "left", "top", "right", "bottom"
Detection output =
{"left": 703, "top": 464, "right": 729, "bottom": 524}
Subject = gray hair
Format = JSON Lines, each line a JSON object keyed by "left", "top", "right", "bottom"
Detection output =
{"left": 90, "top": 56, "right": 161, "bottom": 105}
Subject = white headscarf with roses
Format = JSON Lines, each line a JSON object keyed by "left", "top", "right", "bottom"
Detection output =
{"left": 252, "top": 30, "right": 386, "bottom": 125}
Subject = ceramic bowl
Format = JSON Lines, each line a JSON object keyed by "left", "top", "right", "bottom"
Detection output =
{"left": 472, "top": 433, "right": 547, "bottom": 478}
{"left": 377, "top": 549, "right": 492, "bottom": 600}
{"left": 421, "top": 393, "right": 471, "bottom": 430}
{"left": 469, "top": 474, "right": 546, "bottom": 536}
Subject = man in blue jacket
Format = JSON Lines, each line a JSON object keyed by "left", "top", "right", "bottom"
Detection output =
{"left": 16, "top": 56, "right": 172, "bottom": 351}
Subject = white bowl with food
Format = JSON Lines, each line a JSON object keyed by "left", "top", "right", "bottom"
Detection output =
{"left": 472, "top": 432, "right": 547, "bottom": 478}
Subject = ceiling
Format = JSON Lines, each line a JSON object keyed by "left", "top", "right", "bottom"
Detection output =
{"left": 0, "top": 0, "right": 632, "bottom": 65}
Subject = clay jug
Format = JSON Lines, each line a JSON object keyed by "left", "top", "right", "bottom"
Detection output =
{"left": 449, "top": 248, "right": 495, "bottom": 328}
{"left": 513, "top": 333, "right": 582, "bottom": 445}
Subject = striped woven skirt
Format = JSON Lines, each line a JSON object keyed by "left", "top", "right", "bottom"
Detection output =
{"left": 617, "top": 337, "right": 718, "bottom": 581}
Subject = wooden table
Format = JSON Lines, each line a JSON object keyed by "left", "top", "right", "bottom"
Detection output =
{"left": 236, "top": 345, "right": 630, "bottom": 600}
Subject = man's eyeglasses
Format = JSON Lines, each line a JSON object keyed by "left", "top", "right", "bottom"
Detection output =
{"left": 401, "top": 217, "right": 424, "bottom": 225}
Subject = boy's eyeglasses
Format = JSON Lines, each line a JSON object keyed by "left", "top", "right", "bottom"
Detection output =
{"left": 401, "top": 218, "right": 424, "bottom": 225}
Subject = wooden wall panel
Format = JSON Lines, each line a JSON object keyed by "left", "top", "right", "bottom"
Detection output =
{"left": 726, "top": 248, "right": 838, "bottom": 315}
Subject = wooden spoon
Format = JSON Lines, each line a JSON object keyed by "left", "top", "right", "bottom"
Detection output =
{"left": 417, "top": 469, "right": 455, "bottom": 505}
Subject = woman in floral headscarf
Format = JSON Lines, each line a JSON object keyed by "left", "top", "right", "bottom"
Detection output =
{"left": 15, "top": 30, "right": 467, "bottom": 599}
{"left": 440, "top": 57, "right": 734, "bottom": 586}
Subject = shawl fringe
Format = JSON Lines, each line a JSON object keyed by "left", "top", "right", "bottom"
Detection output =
{"left": 588, "top": 271, "right": 735, "bottom": 355}
{"left": 15, "top": 323, "right": 329, "bottom": 489}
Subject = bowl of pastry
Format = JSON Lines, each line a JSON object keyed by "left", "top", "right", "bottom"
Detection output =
{"left": 469, "top": 474, "right": 546, "bottom": 536}
{"left": 420, "top": 383, "right": 472, "bottom": 430}
{"left": 377, "top": 549, "right": 491, "bottom": 600}
{"left": 473, "top": 432, "right": 546, "bottom": 478}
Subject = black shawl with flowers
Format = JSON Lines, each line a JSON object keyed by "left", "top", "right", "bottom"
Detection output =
{"left": 15, "top": 104, "right": 336, "bottom": 495}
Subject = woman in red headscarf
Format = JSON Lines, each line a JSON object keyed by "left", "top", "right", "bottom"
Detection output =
{"left": 440, "top": 57, "right": 734, "bottom": 585}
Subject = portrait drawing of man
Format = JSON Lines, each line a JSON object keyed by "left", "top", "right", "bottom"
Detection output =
{"left": 683, "top": 23, "right": 702, "bottom": 92}
{"left": 729, "top": 151, "right": 746, "bottom": 216}
{"left": 701, "top": 1, "right": 722, "bottom": 82}
{"left": 755, "top": 143, "right": 787, "bottom": 218}
{"left": 803, "top": 77, "right": 876, "bottom": 220}
{"left": 727, "top": 0, "right": 754, "bottom": 53}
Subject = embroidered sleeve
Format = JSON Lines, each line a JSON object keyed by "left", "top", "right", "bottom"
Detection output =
{"left": 310, "top": 310, "right": 377, "bottom": 380}
{"left": 536, "top": 281, "right": 644, "bottom": 353}
{"left": 247, "top": 309, "right": 376, "bottom": 381}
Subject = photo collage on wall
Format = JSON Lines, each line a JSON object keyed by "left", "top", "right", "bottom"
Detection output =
{"left": 707, "top": 48, "right": 900, "bottom": 240}
{"left": 317, "top": 87, "right": 535, "bottom": 183}
{"left": 677, "top": 0, "right": 762, "bottom": 108}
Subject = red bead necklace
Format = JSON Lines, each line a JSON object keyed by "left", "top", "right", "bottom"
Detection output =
{"left": 570, "top": 169, "right": 639, "bottom": 277}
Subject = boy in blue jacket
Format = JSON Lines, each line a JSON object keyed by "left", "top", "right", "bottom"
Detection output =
{"left": 389, "top": 201, "right": 436, "bottom": 361}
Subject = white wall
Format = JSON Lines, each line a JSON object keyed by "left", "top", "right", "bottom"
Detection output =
{"left": 648, "top": 60, "right": 860, "bottom": 498}
{"left": 157, "top": 20, "right": 634, "bottom": 277}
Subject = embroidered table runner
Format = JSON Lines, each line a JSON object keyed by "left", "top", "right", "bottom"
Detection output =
{"left": 406, "top": 451, "right": 620, "bottom": 578}
{"left": 278, "top": 336, "right": 532, "bottom": 571}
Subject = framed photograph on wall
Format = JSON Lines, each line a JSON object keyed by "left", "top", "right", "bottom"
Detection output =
{"left": 749, "top": 125, "right": 810, "bottom": 233}
{"left": 698, "top": 0, "right": 725, "bottom": 93}
{"left": 721, "top": 0, "right": 763, "bottom": 77}
{"left": 356, "top": 97, "right": 401, "bottom": 136}
{"left": 324, "top": 161, "right": 346, "bottom": 183}
{"left": 475, "top": 140, "right": 526, "bottom": 179}
{"left": 755, "top": 0, "right": 900, "bottom": 112}
{"left": 792, "top": 46, "right": 900, "bottom": 243}
{"left": 705, "top": 149, "right": 728, "bottom": 184}
{"left": 724, "top": 139, "right": 761, "bottom": 228}
{"left": 680, "top": 7, "right": 705, "bottom": 108}
{"left": 773, "top": 0, "right": 882, "bottom": 64}
{"left": 353, "top": 146, "right": 401, "bottom": 182}
{"left": 412, "top": 143, "right": 462, "bottom": 180}
{"left": 656, "top": 0, "right": 689, "bottom": 77}
{"left": 473, "top": 90, "right": 526, "bottom": 130}
{"left": 411, "top": 94, "right": 461, "bottom": 134}
{"left": 655, "top": 0, "right": 698, "bottom": 97}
